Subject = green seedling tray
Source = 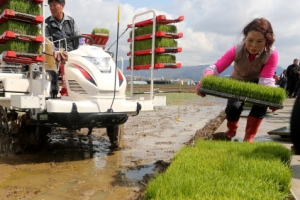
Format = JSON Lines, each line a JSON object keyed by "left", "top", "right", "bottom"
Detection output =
{"left": 199, "top": 88, "right": 283, "bottom": 109}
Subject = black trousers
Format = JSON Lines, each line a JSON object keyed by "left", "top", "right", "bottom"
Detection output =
{"left": 225, "top": 99, "right": 268, "bottom": 121}
{"left": 286, "top": 78, "right": 298, "bottom": 97}
{"left": 293, "top": 79, "right": 300, "bottom": 97}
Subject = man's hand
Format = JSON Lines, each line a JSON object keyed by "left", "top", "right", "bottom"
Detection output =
{"left": 54, "top": 51, "right": 68, "bottom": 64}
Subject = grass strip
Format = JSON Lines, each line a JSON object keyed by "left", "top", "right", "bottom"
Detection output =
{"left": 0, "top": 40, "right": 41, "bottom": 54}
{"left": 131, "top": 38, "right": 178, "bottom": 51}
{"left": 145, "top": 140, "right": 292, "bottom": 200}
{"left": 0, "top": 20, "right": 40, "bottom": 36}
{"left": 91, "top": 28, "right": 109, "bottom": 35}
{"left": 0, "top": 0, "right": 41, "bottom": 15}
{"left": 201, "top": 76, "right": 286, "bottom": 104}
{"left": 130, "top": 24, "right": 177, "bottom": 37}
{"left": 129, "top": 54, "right": 176, "bottom": 66}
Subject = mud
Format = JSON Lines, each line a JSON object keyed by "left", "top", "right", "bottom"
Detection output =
{"left": 0, "top": 97, "right": 226, "bottom": 200}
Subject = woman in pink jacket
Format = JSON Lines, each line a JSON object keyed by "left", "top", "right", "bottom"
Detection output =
{"left": 197, "top": 18, "right": 278, "bottom": 142}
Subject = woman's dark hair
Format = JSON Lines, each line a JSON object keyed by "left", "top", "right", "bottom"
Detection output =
{"left": 242, "top": 18, "right": 275, "bottom": 52}
{"left": 48, "top": 0, "right": 65, "bottom": 4}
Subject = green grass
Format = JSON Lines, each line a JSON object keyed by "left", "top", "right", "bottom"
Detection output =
{"left": 0, "top": 0, "right": 41, "bottom": 15}
{"left": 91, "top": 28, "right": 109, "bottom": 35}
{"left": 201, "top": 76, "right": 287, "bottom": 104}
{"left": 145, "top": 140, "right": 292, "bottom": 200}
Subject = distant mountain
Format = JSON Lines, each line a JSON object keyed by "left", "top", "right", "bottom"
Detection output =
{"left": 118, "top": 60, "right": 285, "bottom": 80}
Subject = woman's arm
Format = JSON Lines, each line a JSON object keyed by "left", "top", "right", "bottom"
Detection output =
{"left": 259, "top": 49, "right": 278, "bottom": 87}
{"left": 203, "top": 46, "right": 236, "bottom": 76}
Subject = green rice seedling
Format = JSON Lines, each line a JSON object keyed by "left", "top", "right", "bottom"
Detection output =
{"left": 201, "top": 76, "right": 286, "bottom": 104}
{"left": 244, "top": 102, "right": 253, "bottom": 108}
{"left": 91, "top": 28, "right": 109, "bottom": 35}
{"left": 0, "top": 40, "right": 41, "bottom": 54}
{"left": 131, "top": 38, "right": 178, "bottom": 51}
{"left": 0, "top": 0, "right": 41, "bottom": 15}
{"left": 145, "top": 140, "right": 292, "bottom": 200}
{"left": 129, "top": 54, "right": 176, "bottom": 66}
{"left": 0, "top": 20, "right": 40, "bottom": 36}
{"left": 129, "top": 24, "right": 177, "bottom": 37}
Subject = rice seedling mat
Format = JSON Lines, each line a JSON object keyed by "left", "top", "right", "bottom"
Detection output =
{"left": 0, "top": 30, "right": 43, "bottom": 43}
{"left": 0, "top": 20, "right": 40, "bottom": 36}
{"left": 127, "top": 32, "right": 183, "bottom": 42}
{"left": 198, "top": 88, "right": 283, "bottom": 109}
{"left": 82, "top": 33, "right": 109, "bottom": 47}
{"left": 127, "top": 47, "right": 182, "bottom": 56}
{"left": 0, "top": 0, "right": 43, "bottom": 7}
{"left": 0, "top": 9, "right": 43, "bottom": 24}
{"left": 1, "top": 51, "right": 44, "bottom": 64}
{"left": 126, "top": 62, "right": 181, "bottom": 70}
{"left": 127, "top": 15, "right": 184, "bottom": 28}
{"left": 82, "top": 28, "right": 109, "bottom": 47}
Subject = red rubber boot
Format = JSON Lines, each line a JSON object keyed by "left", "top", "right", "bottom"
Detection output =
{"left": 244, "top": 116, "right": 263, "bottom": 142}
{"left": 226, "top": 120, "right": 239, "bottom": 139}
{"left": 212, "top": 120, "right": 238, "bottom": 141}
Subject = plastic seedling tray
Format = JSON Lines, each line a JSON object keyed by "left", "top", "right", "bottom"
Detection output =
{"left": 127, "top": 47, "right": 182, "bottom": 56}
{"left": 198, "top": 88, "right": 283, "bottom": 109}
{"left": 126, "top": 62, "right": 181, "bottom": 70}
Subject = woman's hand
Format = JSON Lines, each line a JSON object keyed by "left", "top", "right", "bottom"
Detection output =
{"left": 196, "top": 82, "right": 206, "bottom": 97}
{"left": 269, "top": 107, "right": 278, "bottom": 112}
{"left": 196, "top": 70, "right": 215, "bottom": 97}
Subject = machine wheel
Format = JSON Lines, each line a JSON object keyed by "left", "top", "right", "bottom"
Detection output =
{"left": 106, "top": 124, "right": 124, "bottom": 149}
{"left": 0, "top": 106, "right": 9, "bottom": 152}
{"left": 87, "top": 127, "right": 93, "bottom": 135}
{"left": 0, "top": 108, "right": 51, "bottom": 154}
{"left": 12, "top": 124, "right": 51, "bottom": 154}
{"left": 0, "top": 106, "right": 8, "bottom": 133}
{"left": 291, "top": 95, "right": 300, "bottom": 154}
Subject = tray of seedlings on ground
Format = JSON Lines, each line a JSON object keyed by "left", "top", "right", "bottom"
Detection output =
{"left": 127, "top": 15, "right": 184, "bottom": 70}
{"left": 82, "top": 28, "right": 109, "bottom": 48}
{"left": 0, "top": 0, "right": 43, "bottom": 64}
{"left": 199, "top": 76, "right": 286, "bottom": 109}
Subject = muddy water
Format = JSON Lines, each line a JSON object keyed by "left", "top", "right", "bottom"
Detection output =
{"left": 0, "top": 98, "right": 227, "bottom": 200}
{"left": 0, "top": 130, "right": 143, "bottom": 200}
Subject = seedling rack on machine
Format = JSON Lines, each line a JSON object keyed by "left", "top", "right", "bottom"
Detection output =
{"left": 0, "top": 0, "right": 47, "bottom": 153}
{"left": 127, "top": 11, "right": 184, "bottom": 102}
{"left": 0, "top": 1, "right": 142, "bottom": 152}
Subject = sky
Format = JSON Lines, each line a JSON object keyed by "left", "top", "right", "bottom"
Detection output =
{"left": 45, "top": 0, "right": 300, "bottom": 71}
